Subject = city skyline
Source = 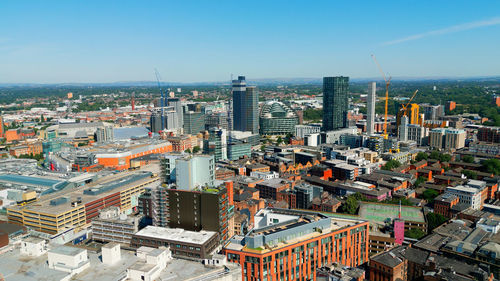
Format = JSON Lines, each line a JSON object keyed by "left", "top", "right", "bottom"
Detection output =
{"left": 1, "top": 1, "right": 500, "bottom": 83}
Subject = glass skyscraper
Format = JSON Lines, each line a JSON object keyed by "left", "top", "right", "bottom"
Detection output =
{"left": 232, "top": 76, "right": 259, "bottom": 134}
{"left": 322, "top": 76, "right": 349, "bottom": 131}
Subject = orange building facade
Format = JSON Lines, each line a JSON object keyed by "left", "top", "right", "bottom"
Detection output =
{"left": 224, "top": 209, "right": 369, "bottom": 281}
{"left": 96, "top": 142, "right": 172, "bottom": 170}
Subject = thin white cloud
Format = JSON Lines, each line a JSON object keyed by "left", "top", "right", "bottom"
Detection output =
{"left": 382, "top": 17, "right": 500, "bottom": 46}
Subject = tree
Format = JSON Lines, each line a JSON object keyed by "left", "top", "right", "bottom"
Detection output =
{"left": 463, "top": 169, "right": 477, "bottom": 180}
{"left": 482, "top": 159, "right": 500, "bottom": 175}
{"left": 382, "top": 160, "right": 401, "bottom": 171}
{"left": 422, "top": 189, "right": 439, "bottom": 203}
{"left": 185, "top": 148, "right": 192, "bottom": 154}
{"left": 276, "top": 136, "right": 283, "bottom": 145}
{"left": 405, "top": 228, "right": 426, "bottom": 239}
{"left": 260, "top": 145, "right": 266, "bottom": 151}
{"left": 415, "top": 152, "right": 428, "bottom": 162}
{"left": 414, "top": 176, "right": 427, "bottom": 188}
{"left": 439, "top": 153, "right": 451, "bottom": 162}
{"left": 429, "top": 151, "right": 440, "bottom": 160}
{"left": 462, "top": 155, "right": 475, "bottom": 163}
{"left": 192, "top": 146, "right": 200, "bottom": 154}
{"left": 426, "top": 213, "right": 448, "bottom": 231}
{"left": 341, "top": 195, "right": 360, "bottom": 215}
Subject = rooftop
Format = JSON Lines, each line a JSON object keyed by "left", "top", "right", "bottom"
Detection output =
{"left": 49, "top": 245, "right": 86, "bottom": 256}
{"left": 134, "top": 226, "right": 217, "bottom": 245}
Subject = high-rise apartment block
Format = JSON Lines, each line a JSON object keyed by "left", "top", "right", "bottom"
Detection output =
{"left": 366, "top": 82, "right": 376, "bottom": 135}
{"left": 429, "top": 128, "right": 465, "bottom": 150}
{"left": 323, "top": 76, "right": 349, "bottom": 131}
{"left": 225, "top": 208, "right": 369, "bottom": 281}
{"left": 175, "top": 154, "right": 215, "bottom": 190}
{"left": 232, "top": 76, "right": 259, "bottom": 133}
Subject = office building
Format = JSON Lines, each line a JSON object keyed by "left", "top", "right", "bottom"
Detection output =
{"left": 232, "top": 76, "right": 258, "bottom": 134}
{"left": 175, "top": 154, "right": 215, "bottom": 190}
{"left": 183, "top": 111, "right": 205, "bottom": 134}
{"left": 131, "top": 226, "right": 219, "bottom": 260}
{"left": 167, "top": 97, "right": 184, "bottom": 129}
{"left": 227, "top": 140, "right": 251, "bottom": 161}
{"left": 203, "top": 127, "right": 227, "bottom": 161}
{"left": 205, "top": 112, "right": 229, "bottom": 130}
{"left": 259, "top": 101, "right": 298, "bottom": 135}
{"left": 367, "top": 82, "right": 376, "bottom": 135}
{"left": 322, "top": 76, "right": 349, "bottom": 131}
{"left": 420, "top": 103, "right": 444, "bottom": 120}
{"left": 225, "top": 208, "right": 369, "bottom": 281}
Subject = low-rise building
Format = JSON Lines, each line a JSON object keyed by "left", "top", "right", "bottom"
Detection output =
{"left": 92, "top": 206, "right": 140, "bottom": 245}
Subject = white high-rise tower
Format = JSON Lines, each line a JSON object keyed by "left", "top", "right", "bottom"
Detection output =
{"left": 367, "top": 82, "right": 376, "bottom": 135}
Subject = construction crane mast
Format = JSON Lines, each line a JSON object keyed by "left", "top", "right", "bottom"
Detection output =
{"left": 371, "top": 54, "right": 391, "bottom": 139}
{"left": 154, "top": 69, "right": 165, "bottom": 133}
{"left": 400, "top": 90, "right": 419, "bottom": 116}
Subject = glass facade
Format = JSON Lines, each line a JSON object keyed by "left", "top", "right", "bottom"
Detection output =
{"left": 232, "top": 76, "right": 259, "bottom": 134}
{"left": 322, "top": 76, "right": 349, "bottom": 131}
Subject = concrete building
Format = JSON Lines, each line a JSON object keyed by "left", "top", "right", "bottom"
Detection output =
{"left": 295, "top": 124, "right": 321, "bottom": 139}
{"left": 101, "top": 242, "right": 121, "bottom": 265}
{"left": 175, "top": 154, "right": 215, "bottom": 190}
{"left": 446, "top": 185, "right": 482, "bottom": 210}
{"left": 323, "top": 76, "right": 349, "bottom": 131}
{"left": 131, "top": 226, "right": 219, "bottom": 260}
{"left": 95, "top": 125, "right": 114, "bottom": 143}
{"left": 20, "top": 237, "right": 48, "bottom": 257}
{"left": 430, "top": 128, "right": 466, "bottom": 150}
{"left": 224, "top": 208, "right": 369, "bottom": 281}
{"left": 48, "top": 246, "right": 90, "bottom": 275}
{"left": 91, "top": 206, "right": 140, "bottom": 244}
{"left": 367, "top": 82, "right": 376, "bottom": 135}
{"left": 127, "top": 246, "right": 172, "bottom": 281}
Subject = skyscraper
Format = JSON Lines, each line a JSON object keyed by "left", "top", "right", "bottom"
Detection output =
{"left": 367, "top": 82, "right": 376, "bottom": 135}
{"left": 232, "top": 76, "right": 259, "bottom": 133}
{"left": 167, "top": 97, "right": 184, "bottom": 129}
{"left": 323, "top": 76, "right": 349, "bottom": 131}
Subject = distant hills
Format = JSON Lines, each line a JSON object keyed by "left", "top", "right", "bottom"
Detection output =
{"left": 1, "top": 76, "right": 499, "bottom": 87}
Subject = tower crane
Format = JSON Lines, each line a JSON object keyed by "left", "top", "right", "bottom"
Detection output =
{"left": 400, "top": 89, "right": 419, "bottom": 116}
{"left": 371, "top": 54, "right": 391, "bottom": 139}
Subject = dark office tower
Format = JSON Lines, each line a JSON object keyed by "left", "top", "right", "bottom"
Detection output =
{"left": 245, "top": 86, "right": 259, "bottom": 134}
{"left": 322, "top": 76, "right": 349, "bottom": 131}
{"left": 232, "top": 76, "right": 259, "bottom": 133}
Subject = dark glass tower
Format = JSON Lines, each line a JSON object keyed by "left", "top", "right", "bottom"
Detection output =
{"left": 232, "top": 76, "right": 259, "bottom": 134}
{"left": 322, "top": 76, "right": 349, "bottom": 131}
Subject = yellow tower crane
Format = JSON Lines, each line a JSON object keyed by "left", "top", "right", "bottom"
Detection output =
{"left": 371, "top": 54, "right": 391, "bottom": 139}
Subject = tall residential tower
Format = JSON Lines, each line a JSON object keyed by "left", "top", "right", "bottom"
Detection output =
{"left": 322, "top": 76, "right": 349, "bottom": 131}
{"left": 367, "top": 82, "right": 376, "bottom": 135}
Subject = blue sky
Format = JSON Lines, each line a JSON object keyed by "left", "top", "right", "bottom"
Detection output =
{"left": 1, "top": 0, "right": 499, "bottom": 83}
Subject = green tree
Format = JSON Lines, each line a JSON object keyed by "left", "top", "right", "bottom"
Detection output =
{"left": 260, "top": 145, "right": 266, "bottom": 151}
{"left": 276, "top": 136, "right": 283, "bottom": 145}
{"left": 426, "top": 212, "right": 448, "bottom": 231}
{"left": 429, "top": 151, "right": 440, "bottom": 160}
{"left": 192, "top": 146, "right": 200, "bottom": 153}
{"left": 462, "top": 155, "right": 475, "bottom": 163}
{"left": 415, "top": 152, "right": 428, "bottom": 162}
{"left": 414, "top": 176, "right": 427, "bottom": 188}
{"left": 185, "top": 148, "right": 192, "bottom": 154}
{"left": 405, "top": 228, "right": 426, "bottom": 239}
{"left": 439, "top": 153, "right": 451, "bottom": 162}
{"left": 422, "top": 189, "right": 439, "bottom": 203}
{"left": 382, "top": 160, "right": 401, "bottom": 171}
{"left": 482, "top": 159, "right": 500, "bottom": 175}
{"left": 341, "top": 195, "right": 359, "bottom": 215}
{"left": 463, "top": 169, "right": 477, "bottom": 180}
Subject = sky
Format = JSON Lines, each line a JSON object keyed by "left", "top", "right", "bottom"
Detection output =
{"left": 1, "top": 0, "right": 500, "bottom": 83}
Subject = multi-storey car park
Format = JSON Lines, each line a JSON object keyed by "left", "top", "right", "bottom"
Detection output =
{"left": 6, "top": 171, "right": 158, "bottom": 234}
{"left": 224, "top": 208, "right": 369, "bottom": 281}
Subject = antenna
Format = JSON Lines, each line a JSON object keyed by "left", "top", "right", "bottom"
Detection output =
{"left": 154, "top": 69, "right": 165, "bottom": 132}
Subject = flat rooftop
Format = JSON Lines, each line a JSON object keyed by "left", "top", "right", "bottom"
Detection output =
{"left": 134, "top": 226, "right": 217, "bottom": 245}
{"left": 49, "top": 245, "right": 86, "bottom": 256}
{"left": 9, "top": 171, "right": 154, "bottom": 215}
{"left": 358, "top": 202, "right": 426, "bottom": 224}
{"left": 0, "top": 173, "right": 65, "bottom": 188}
